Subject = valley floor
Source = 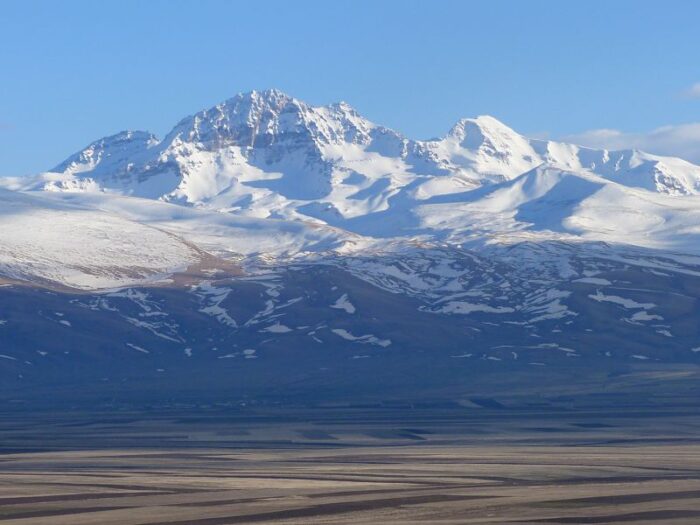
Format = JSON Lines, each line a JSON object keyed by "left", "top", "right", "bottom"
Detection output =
{"left": 2, "top": 408, "right": 700, "bottom": 524}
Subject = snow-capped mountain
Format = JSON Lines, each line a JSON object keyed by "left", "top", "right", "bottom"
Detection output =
{"left": 3, "top": 89, "right": 700, "bottom": 406}
{"left": 10, "top": 88, "right": 697, "bottom": 252}
{"left": 20, "top": 89, "right": 700, "bottom": 224}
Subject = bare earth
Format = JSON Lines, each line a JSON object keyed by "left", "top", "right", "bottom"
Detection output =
{"left": 2, "top": 408, "right": 700, "bottom": 524}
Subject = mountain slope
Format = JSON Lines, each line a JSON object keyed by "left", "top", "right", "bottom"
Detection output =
{"left": 0, "top": 188, "right": 199, "bottom": 289}
{"left": 0, "top": 189, "right": 350, "bottom": 290}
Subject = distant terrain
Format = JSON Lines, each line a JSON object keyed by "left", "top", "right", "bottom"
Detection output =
{"left": 2, "top": 89, "right": 700, "bottom": 405}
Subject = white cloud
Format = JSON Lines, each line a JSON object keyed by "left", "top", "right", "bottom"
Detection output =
{"left": 562, "top": 123, "right": 700, "bottom": 164}
{"left": 684, "top": 82, "right": 700, "bottom": 99}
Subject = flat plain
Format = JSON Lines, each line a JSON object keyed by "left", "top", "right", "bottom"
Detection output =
{"left": 2, "top": 406, "right": 700, "bottom": 524}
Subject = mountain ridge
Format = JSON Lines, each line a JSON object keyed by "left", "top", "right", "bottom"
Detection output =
{"left": 24, "top": 89, "right": 700, "bottom": 205}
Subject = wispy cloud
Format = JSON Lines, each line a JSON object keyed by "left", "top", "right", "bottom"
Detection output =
{"left": 684, "top": 82, "right": 700, "bottom": 99}
{"left": 562, "top": 123, "right": 700, "bottom": 164}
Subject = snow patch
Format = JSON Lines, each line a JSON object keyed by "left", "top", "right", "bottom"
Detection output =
{"left": 126, "top": 343, "right": 149, "bottom": 354}
{"left": 573, "top": 277, "right": 612, "bottom": 285}
{"left": 331, "top": 328, "right": 391, "bottom": 347}
{"left": 330, "top": 293, "right": 356, "bottom": 314}
{"left": 436, "top": 302, "right": 514, "bottom": 315}
{"left": 588, "top": 291, "right": 655, "bottom": 309}
{"left": 262, "top": 322, "right": 293, "bottom": 333}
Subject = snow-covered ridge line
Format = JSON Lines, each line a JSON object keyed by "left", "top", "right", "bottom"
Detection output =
{"left": 4, "top": 89, "right": 700, "bottom": 290}
{"left": 8, "top": 88, "right": 700, "bottom": 204}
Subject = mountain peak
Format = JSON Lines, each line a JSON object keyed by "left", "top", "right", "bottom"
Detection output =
{"left": 444, "top": 115, "right": 531, "bottom": 164}
{"left": 228, "top": 88, "right": 297, "bottom": 108}
{"left": 52, "top": 129, "right": 158, "bottom": 175}
{"left": 447, "top": 115, "right": 521, "bottom": 143}
{"left": 162, "top": 88, "right": 377, "bottom": 153}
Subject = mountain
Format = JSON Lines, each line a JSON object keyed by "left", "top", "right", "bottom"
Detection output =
{"left": 19, "top": 89, "right": 700, "bottom": 219}
{"left": 2, "top": 89, "right": 700, "bottom": 407}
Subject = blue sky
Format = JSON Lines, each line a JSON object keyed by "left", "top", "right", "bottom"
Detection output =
{"left": 1, "top": 0, "right": 700, "bottom": 175}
